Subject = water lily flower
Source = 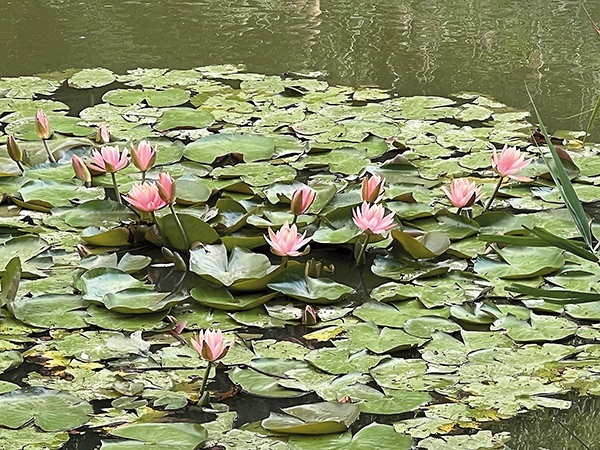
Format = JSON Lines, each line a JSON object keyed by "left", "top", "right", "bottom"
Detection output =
{"left": 34, "top": 109, "right": 51, "bottom": 140}
{"left": 290, "top": 185, "right": 316, "bottom": 216}
{"left": 191, "top": 329, "right": 230, "bottom": 362}
{"left": 167, "top": 315, "right": 187, "bottom": 335}
{"left": 96, "top": 122, "right": 110, "bottom": 144}
{"left": 72, "top": 155, "right": 91, "bottom": 186}
{"left": 131, "top": 140, "right": 157, "bottom": 172}
{"left": 265, "top": 222, "right": 311, "bottom": 257}
{"left": 361, "top": 174, "right": 385, "bottom": 203}
{"left": 87, "top": 146, "right": 130, "bottom": 174}
{"left": 157, "top": 172, "right": 176, "bottom": 205}
{"left": 123, "top": 183, "right": 167, "bottom": 212}
{"left": 352, "top": 202, "right": 396, "bottom": 235}
{"left": 443, "top": 178, "right": 482, "bottom": 208}
{"left": 491, "top": 144, "right": 532, "bottom": 181}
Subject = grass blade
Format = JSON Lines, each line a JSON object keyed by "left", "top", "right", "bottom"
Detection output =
{"left": 526, "top": 85, "right": 594, "bottom": 250}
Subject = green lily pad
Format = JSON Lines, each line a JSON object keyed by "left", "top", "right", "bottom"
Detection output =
{"left": 10, "top": 294, "right": 88, "bottom": 329}
{"left": 268, "top": 266, "right": 354, "bottom": 304}
{"left": 262, "top": 402, "right": 360, "bottom": 434}
{"left": 75, "top": 267, "right": 148, "bottom": 301}
{"left": 155, "top": 107, "right": 215, "bottom": 131}
{"left": 190, "top": 285, "right": 277, "bottom": 310}
{"left": 69, "top": 68, "right": 117, "bottom": 89}
{"left": 103, "top": 422, "right": 208, "bottom": 450}
{"left": 99, "top": 289, "right": 186, "bottom": 314}
{"left": 184, "top": 133, "right": 275, "bottom": 163}
{"left": 0, "top": 387, "right": 92, "bottom": 431}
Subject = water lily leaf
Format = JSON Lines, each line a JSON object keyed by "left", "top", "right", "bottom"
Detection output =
{"left": 474, "top": 246, "right": 564, "bottom": 279}
{"left": 99, "top": 289, "right": 186, "bottom": 314}
{"left": 190, "top": 285, "right": 276, "bottom": 310}
{"left": 391, "top": 230, "right": 451, "bottom": 259}
{"left": 85, "top": 305, "right": 167, "bottom": 332}
{"left": 75, "top": 267, "right": 148, "bottom": 301}
{"left": 160, "top": 212, "right": 219, "bottom": 250}
{"left": 55, "top": 199, "right": 137, "bottom": 228}
{"left": 0, "top": 235, "right": 48, "bottom": 271}
{"left": 184, "top": 133, "right": 275, "bottom": 164}
{"left": 213, "top": 161, "right": 297, "bottom": 186}
{"left": 228, "top": 366, "right": 305, "bottom": 398}
{"left": 262, "top": 402, "right": 360, "bottom": 434}
{"left": 69, "top": 68, "right": 116, "bottom": 88}
{"left": 0, "top": 387, "right": 92, "bottom": 431}
{"left": 19, "top": 180, "right": 105, "bottom": 208}
{"left": 418, "top": 430, "right": 510, "bottom": 450}
{"left": 305, "top": 348, "right": 385, "bottom": 375}
{"left": 491, "top": 313, "right": 577, "bottom": 342}
{"left": 103, "top": 422, "right": 208, "bottom": 450}
{"left": 0, "top": 425, "right": 69, "bottom": 450}
{"left": 189, "top": 244, "right": 271, "bottom": 287}
{"left": 81, "top": 226, "right": 131, "bottom": 247}
{"left": 155, "top": 107, "right": 214, "bottom": 131}
{"left": 0, "top": 76, "right": 61, "bottom": 98}
{"left": 10, "top": 294, "right": 88, "bottom": 329}
{"left": 0, "top": 350, "right": 23, "bottom": 374}
{"left": 117, "top": 253, "right": 151, "bottom": 273}
{"left": 1, "top": 256, "right": 21, "bottom": 308}
{"left": 268, "top": 266, "right": 354, "bottom": 304}
{"left": 404, "top": 317, "right": 461, "bottom": 339}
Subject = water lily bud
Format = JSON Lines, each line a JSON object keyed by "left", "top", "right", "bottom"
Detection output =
{"left": 290, "top": 186, "right": 316, "bottom": 216}
{"left": 339, "top": 395, "right": 352, "bottom": 404}
{"left": 304, "top": 258, "right": 323, "bottom": 278}
{"left": 35, "top": 109, "right": 51, "bottom": 139}
{"left": 6, "top": 135, "right": 23, "bottom": 162}
{"left": 131, "top": 140, "right": 157, "bottom": 172}
{"left": 96, "top": 123, "right": 110, "bottom": 144}
{"left": 157, "top": 172, "right": 176, "bottom": 204}
{"left": 301, "top": 305, "right": 318, "bottom": 325}
{"left": 76, "top": 244, "right": 93, "bottom": 258}
{"left": 72, "top": 155, "right": 92, "bottom": 187}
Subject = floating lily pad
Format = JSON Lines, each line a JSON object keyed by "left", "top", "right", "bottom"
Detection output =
{"left": 262, "top": 402, "right": 360, "bottom": 434}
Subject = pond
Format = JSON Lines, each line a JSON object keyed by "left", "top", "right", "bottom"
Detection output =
{"left": 3, "top": 0, "right": 600, "bottom": 136}
{"left": 2, "top": 1, "right": 600, "bottom": 450}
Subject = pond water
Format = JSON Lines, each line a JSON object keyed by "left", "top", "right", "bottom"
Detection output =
{"left": 3, "top": 0, "right": 600, "bottom": 135}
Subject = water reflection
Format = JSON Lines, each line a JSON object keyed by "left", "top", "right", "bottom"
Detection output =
{"left": 2, "top": 1, "right": 600, "bottom": 137}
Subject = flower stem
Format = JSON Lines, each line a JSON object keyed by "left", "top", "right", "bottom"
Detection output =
{"left": 198, "top": 361, "right": 213, "bottom": 401}
{"left": 15, "top": 161, "right": 24, "bottom": 173}
{"left": 42, "top": 139, "right": 56, "bottom": 163}
{"left": 151, "top": 211, "right": 165, "bottom": 242}
{"left": 169, "top": 203, "right": 190, "bottom": 249}
{"left": 483, "top": 177, "right": 504, "bottom": 212}
{"left": 282, "top": 256, "right": 289, "bottom": 268}
{"left": 141, "top": 171, "right": 147, "bottom": 184}
{"left": 110, "top": 172, "right": 122, "bottom": 204}
{"left": 354, "top": 234, "right": 370, "bottom": 266}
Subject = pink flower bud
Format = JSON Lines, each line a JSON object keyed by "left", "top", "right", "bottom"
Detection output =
{"left": 290, "top": 186, "right": 316, "bottom": 215}
{"left": 96, "top": 123, "right": 110, "bottom": 144}
{"left": 157, "top": 172, "right": 176, "bottom": 205}
{"left": 361, "top": 175, "right": 385, "bottom": 203}
{"left": 6, "top": 135, "right": 22, "bottom": 162}
{"left": 35, "top": 110, "right": 51, "bottom": 140}
{"left": 190, "top": 329, "right": 230, "bottom": 362}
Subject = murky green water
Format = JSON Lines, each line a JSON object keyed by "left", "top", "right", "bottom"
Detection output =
{"left": 3, "top": 0, "right": 600, "bottom": 134}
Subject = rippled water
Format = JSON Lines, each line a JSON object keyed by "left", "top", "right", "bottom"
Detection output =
{"left": 3, "top": 0, "right": 600, "bottom": 134}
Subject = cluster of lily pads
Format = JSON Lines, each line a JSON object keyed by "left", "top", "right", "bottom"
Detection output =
{"left": 1, "top": 65, "right": 600, "bottom": 449}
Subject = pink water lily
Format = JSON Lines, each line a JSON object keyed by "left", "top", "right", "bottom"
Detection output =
{"left": 265, "top": 222, "right": 311, "bottom": 257}
{"left": 131, "top": 140, "right": 157, "bottom": 172}
{"left": 157, "top": 172, "right": 176, "bottom": 204}
{"left": 191, "top": 329, "right": 230, "bottom": 362}
{"left": 491, "top": 144, "right": 532, "bottom": 181}
{"left": 291, "top": 185, "right": 316, "bottom": 216}
{"left": 443, "top": 178, "right": 482, "bottom": 208}
{"left": 123, "top": 183, "right": 167, "bottom": 212}
{"left": 361, "top": 174, "right": 385, "bottom": 203}
{"left": 352, "top": 202, "right": 396, "bottom": 235}
{"left": 35, "top": 109, "right": 51, "bottom": 139}
{"left": 87, "top": 146, "right": 130, "bottom": 174}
